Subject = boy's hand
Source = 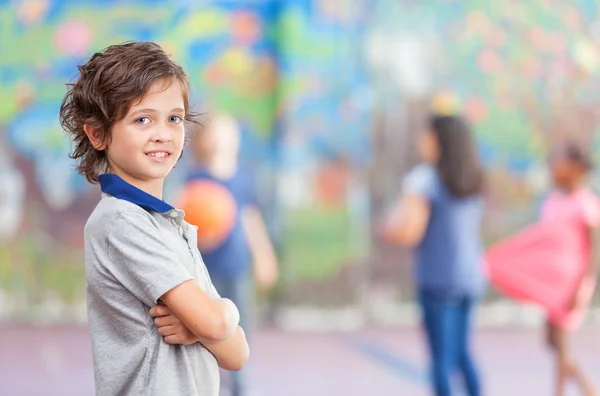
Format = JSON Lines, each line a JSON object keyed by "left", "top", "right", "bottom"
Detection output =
{"left": 150, "top": 304, "right": 199, "bottom": 345}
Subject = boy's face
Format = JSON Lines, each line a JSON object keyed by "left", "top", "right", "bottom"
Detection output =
{"left": 106, "top": 79, "right": 185, "bottom": 190}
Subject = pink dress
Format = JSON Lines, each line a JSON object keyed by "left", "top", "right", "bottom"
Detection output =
{"left": 541, "top": 187, "right": 600, "bottom": 331}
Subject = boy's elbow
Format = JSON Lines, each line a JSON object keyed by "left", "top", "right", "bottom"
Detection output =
{"left": 221, "top": 341, "right": 250, "bottom": 371}
{"left": 203, "top": 306, "right": 240, "bottom": 342}
{"left": 202, "top": 315, "right": 232, "bottom": 342}
{"left": 191, "top": 298, "right": 240, "bottom": 341}
{"left": 229, "top": 353, "right": 250, "bottom": 372}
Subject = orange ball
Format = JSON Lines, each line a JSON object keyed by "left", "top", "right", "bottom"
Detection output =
{"left": 177, "top": 180, "right": 237, "bottom": 251}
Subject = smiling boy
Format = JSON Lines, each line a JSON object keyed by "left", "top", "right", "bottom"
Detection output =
{"left": 59, "top": 41, "right": 249, "bottom": 396}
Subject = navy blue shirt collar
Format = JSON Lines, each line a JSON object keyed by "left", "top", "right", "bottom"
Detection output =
{"left": 99, "top": 174, "right": 175, "bottom": 213}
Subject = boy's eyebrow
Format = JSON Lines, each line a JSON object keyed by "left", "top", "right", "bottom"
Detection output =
{"left": 128, "top": 108, "right": 185, "bottom": 117}
{"left": 129, "top": 108, "right": 157, "bottom": 118}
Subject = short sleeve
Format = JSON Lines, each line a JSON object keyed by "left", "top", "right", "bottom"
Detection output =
{"left": 578, "top": 190, "right": 600, "bottom": 228}
{"left": 402, "top": 163, "right": 437, "bottom": 199}
{"left": 106, "top": 211, "right": 193, "bottom": 307}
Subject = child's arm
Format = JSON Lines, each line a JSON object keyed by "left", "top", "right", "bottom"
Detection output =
{"left": 379, "top": 164, "right": 434, "bottom": 247}
{"left": 379, "top": 193, "right": 431, "bottom": 247}
{"left": 586, "top": 227, "right": 599, "bottom": 278}
{"left": 241, "top": 205, "right": 278, "bottom": 291}
{"left": 160, "top": 281, "right": 240, "bottom": 342}
{"left": 199, "top": 326, "right": 249, "bottom": 371}
{"left": 150, "top": 304, "right": 250, "bottom": 371}
{"left": 107, "top": 211, "right": 240, "bottom": 342}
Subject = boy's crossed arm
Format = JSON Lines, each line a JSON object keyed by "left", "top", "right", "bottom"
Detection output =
{"left": 105, "top": 211, "right": 249, "bottom": 371}
{"left": 152, "top": 282, "right": 250, "bottom": 371}
{"left": 159, "top": 280, "right": 238, "bottom": 341}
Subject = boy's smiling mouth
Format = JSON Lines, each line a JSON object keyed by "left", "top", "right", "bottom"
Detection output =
{"left": 145, "top": 150, "right": 172, "bottom": 161}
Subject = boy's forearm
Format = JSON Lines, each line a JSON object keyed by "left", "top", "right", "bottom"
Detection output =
{"left": 160, "top": 281, "right": 240, "bottom": 342}
{"left": 200, "top": 326, "right": 249, "bottom": 371}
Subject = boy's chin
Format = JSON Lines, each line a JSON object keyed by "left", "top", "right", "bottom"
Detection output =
{"left": 138, "top": 168, "right": 174, "bottom": 181}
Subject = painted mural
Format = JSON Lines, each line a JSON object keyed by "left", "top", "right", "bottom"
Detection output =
{"left": 1, "top": 0, "right": 600, "bottom": 319}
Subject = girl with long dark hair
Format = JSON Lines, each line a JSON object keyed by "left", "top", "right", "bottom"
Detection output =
{"left": 382, "top": 114, "right": 486, "bottom": 396}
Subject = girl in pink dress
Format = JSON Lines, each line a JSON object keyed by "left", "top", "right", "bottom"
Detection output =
{"left": 541, "top": 142, "right": 599, "bottom": 396}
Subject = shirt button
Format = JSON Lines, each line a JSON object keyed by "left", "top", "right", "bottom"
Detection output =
{"left": 170, "top": 211, "right": 178, "bottom": 218}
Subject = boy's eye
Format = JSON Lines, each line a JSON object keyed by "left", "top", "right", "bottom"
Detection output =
{"left": 169, "top": 115, "right": 183, "bottom": 124}
{"left": 135, "top": 117, "right": 150, "bottom": 125}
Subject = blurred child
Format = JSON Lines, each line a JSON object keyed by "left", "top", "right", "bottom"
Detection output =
{"left": 187, "top": 114, "right": 279, "bottom": 396}
{"left": 381, "top": 114, "right": 486, "bottom": 396}
{"left": 542, "top": 142, "right": 598, "bottom": 396}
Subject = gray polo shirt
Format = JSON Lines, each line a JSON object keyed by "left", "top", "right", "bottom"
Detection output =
{"left": 84, "top": 174, "right": 220, "bottom": 396}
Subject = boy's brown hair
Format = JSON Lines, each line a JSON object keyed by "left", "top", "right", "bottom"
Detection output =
{"left": 59, "top": 41, "right": 198, "bottom": 183}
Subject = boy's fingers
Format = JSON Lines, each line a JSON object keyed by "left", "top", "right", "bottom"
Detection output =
{"left": 154, "top": 315, "right": 174, "bottom": 327}
{"left": 164, "top": 335, "right": 181, "bottom": 345}
{"left": 157, "top": 325, "right": 176, "bottom": 337}
{"left": 149, "top": 304, "right": 171, "bottom": 317}
{"left": 149, "top": 306, "right": 160, "bottom": 317}
{"left": 164, "top": 334, "right": 196, "bottom": 345}
{"left": 149, "top": 306, "right": 157, "bottom": 317}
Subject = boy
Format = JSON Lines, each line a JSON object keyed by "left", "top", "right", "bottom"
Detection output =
{"left": 59, "top": 41, "right": 249, "bottom": 396}
{"left": 187, "top": 114, "right": 278, "bottom": 396}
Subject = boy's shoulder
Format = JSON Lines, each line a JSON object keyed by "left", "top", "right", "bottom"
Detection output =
{"left": 85, "top": 195, "right": 153, "bottom": 238}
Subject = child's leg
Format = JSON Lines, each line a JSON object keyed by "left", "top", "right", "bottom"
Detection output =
{"left": 546, "top": 320, "right": 557, "bottom": 349}
{"left": 547, "top": 322, "right": 569, "bottom": 396}
{"left": 548, "top": 323, "right": 596, "bottom": 396}
{"left": 456, "top": 297, "right": 481, "bottom": 396}
{"left": 419, "top": 290, "right": 461, "bottom": 396}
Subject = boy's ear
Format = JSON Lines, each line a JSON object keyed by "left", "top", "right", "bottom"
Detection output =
{"left": 83, "top": 125, "right": 108, "bottom": 151}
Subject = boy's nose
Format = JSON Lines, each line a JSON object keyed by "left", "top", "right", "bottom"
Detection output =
{"left": 152, "top": 127, "right": 172, "bottom": 142}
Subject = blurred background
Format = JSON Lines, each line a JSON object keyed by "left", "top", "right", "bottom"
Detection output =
{"left": 1, "top": 0, "right": 600, "bottom": 395}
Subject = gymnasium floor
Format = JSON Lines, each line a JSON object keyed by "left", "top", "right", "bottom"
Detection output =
{"left": 1, "top": 325, "right": 599, "bottom": 396}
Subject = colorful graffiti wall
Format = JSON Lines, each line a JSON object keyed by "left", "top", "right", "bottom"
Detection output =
{"left": 2, "top": 0, "right": 600, "bottom": 320}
